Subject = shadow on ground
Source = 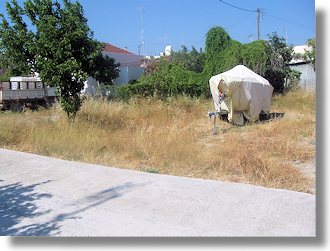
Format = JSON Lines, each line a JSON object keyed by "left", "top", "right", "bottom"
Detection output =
{"left": 259, "top": 112, "right": 285, "bottom": 122}
{"left": 0, "top": 180, "right": 53, "bottom": 236}
{"left": 0, "top": 179, "right": 136, "bottom": 236}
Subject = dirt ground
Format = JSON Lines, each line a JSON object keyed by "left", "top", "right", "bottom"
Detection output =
{"left": 294, "top": 158, "right": 316, "bottom": 194}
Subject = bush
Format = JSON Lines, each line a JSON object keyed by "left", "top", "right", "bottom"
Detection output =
{"left": 115, "top": 27, "right": 297, "bottom": 101}
{"left": 241, "top": 40, "right": 269, "bottom": 75}
{"left": 115, "top": 59, "right": 211, "bottom": 101}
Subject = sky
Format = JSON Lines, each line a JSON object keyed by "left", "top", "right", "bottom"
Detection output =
{"left": 0, "top": 0, "right": 316, "bottom": 56}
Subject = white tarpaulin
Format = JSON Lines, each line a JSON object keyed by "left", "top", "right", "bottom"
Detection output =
{"left": 209, "top": 65, "right": 274, "bottom": 125}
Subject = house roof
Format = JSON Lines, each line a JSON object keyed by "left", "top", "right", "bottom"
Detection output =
{"left": 290, "top": 45, "right": 312, "bottom": 64}
{"left": 103, "top": 43, "right": 134, "bottom": 55}
{"left": 293, "top": 45, "right": 311, "bottom": 55}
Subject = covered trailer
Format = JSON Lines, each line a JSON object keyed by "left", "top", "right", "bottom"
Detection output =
{"left": 209, "top": 65, "right": 274, "bottom": 126}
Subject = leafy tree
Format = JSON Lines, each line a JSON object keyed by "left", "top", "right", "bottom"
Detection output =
{"left": 304, "top": 38, "right": 315, "bottom": 68}
{"left": 0, "top": 0, "right": 35, "bottom": 76}
{"left": 171, "top": 45, "right": 205, "bottom": 73}
{"left": 0, "top": 69, "right": 11, "bottom": 81}
{"left": 91, "top": 53, "right": 120, "bottom": 85}
{"left": 241, "top": 40, "right": 269, "bottom": 75}
{"left": 204, "top": 26, "right": 232, "bottom": 75}
{"left": 116, "top": 27, "right": 298, "bottom": 101}
{"left": 205, "top": 26, "right": 231, "bottom": 55}
{"left": 219, "top": 40, "right": 243, "bottom": 72}
{"left": 0, "top": 0, "right": 118, "bottom": 119}
{"left": 264, "top": 32, "right": 294, "bottom": 92}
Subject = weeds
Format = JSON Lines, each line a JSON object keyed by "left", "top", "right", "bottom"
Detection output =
{"left": 0, "top": 90, "right": 315, "bottom": 193}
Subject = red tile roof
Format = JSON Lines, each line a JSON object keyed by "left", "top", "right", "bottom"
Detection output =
{"left": 103, "top": 43, "right": 134, "bottom": 55}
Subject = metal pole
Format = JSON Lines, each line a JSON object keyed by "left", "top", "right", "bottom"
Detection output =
{"left": 257, "top": 8, "right": 260, "bottom": 40}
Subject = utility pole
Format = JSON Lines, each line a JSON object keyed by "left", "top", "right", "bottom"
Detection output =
{"left": 257, "top": 8, "right": 260, "bottom": 40}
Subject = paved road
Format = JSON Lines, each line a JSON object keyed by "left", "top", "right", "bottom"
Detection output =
{"left": 0, "top": 149, "right": 315, "bottom": 237}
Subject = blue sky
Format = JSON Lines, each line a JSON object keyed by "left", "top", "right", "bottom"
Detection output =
{"left": 0, "top": 0, "right": 316, "bottom": 55}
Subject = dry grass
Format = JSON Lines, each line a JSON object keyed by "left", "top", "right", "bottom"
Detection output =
{"left": 0, "top": 90, "right": 315, "bottom": 193}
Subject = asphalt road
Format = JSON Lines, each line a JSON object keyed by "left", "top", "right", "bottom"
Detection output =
{"left": 0, "top": 149, "right": 315, "bottom": 237}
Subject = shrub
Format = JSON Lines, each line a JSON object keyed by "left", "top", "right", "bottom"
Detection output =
{"left": 115, "top": 27, "right": 297, "bottom": 101}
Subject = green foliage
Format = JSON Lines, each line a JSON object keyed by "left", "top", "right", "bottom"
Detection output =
{"left": 218, "top": 40, "right": 243, "bottom": 72}
{"left": 204, "top": 27, "right": 232, "bottom": 75}
{"left": 267, "top": 32, "right": 293, "bottom": 64}
{"left": 304, "top": 38, "right": 315, "bottom": 67}
{"left": 241, "top": 40, "right": 269, "bottom": 75}
{"left": 286, "top": 69, "right": 302, "bottom": 91}
{"left": 205, "top": 26, "right": 231, "bottom": 54}
{"left": 171, "top": 46, "right": 205, "bottom": 73}
{"left": 116, "top": 26, "right": 297, "bottom": 101}
{"left": 266, "top": 32, "right": 294, "bottom": 92}
{"left": 60, "top": 94, "right": 81, "bottom": 120}
{"left": 91, "top": 53, "right": 120, "bottom": 85}
{"left": 116, "top": 59, "right": 210, "bottom": 101}
{"left": 0, "top": 0, "right": 118, "bottom": 118}
{"left": 0, "top": 0, "right": 35, "bottom": 76}
{"left": 0, "top": 69, "right": 11, "bottom": 81}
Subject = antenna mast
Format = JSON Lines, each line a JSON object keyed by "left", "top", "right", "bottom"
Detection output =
{"left": 257, "top": 8, "right": 260, "bottom": 40}
{"left": 138, "top": 7, "right": 145, "bottom": 55}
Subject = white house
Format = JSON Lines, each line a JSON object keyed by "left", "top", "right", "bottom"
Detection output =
{"left": 83, "top": 43, "right": 145, "bottom": 95}
{"left": 289, "top": 45, "right": 315, "bottom": 90}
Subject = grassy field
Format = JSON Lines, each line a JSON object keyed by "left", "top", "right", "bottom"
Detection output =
{"left": 0, "top": 90, "right": 315, "bottom": 193}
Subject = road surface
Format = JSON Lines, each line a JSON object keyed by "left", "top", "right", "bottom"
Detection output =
{"left": 0, "top": 149, "right": 315, "bottom": 237}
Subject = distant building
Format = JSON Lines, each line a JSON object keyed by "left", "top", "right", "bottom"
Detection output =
{"left": 83, "top": 43, "right": 145, "bottom": 95}
{"left": 165, "top": 45, "right": 172, "bottom": 56}
{"left": 288, "top": 45, "right": 315, "bottom": 90}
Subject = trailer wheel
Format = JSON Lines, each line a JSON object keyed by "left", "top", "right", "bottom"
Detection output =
{"left": 10, "top": 102, "right": 24, "bottom": 112}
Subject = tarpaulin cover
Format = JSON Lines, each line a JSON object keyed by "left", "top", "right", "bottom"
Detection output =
{"left": 209, "top": 65, "right": 274, "bottom": 125}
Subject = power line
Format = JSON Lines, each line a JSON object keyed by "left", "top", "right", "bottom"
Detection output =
{"left": 217, "top": 0, "right": 261, "bottom": 40}
{"left": 227, "top": 12, "right": 254, "bottom": 28}
{"left": 263, "top": 11, "right": 314, "bottom": 30}
{"left": 217, "top": 0, "right": 257, "bottom": 13}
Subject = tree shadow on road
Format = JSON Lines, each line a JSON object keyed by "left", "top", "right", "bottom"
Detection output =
{"left": 0, "top": 179, "right": 138, "bottom": 236}
{"left": 0, "top": 180, "right": 54, "bottom": 236}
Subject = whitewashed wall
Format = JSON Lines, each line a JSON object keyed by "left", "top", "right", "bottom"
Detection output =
{"left": 289, "top": 63, "right": 316, "bottom": 90}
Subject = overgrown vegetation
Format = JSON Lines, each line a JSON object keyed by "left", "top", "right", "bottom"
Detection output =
{"left": 304, "top": 38, "right": 316, "bottom": 68}
{"left": 116, "top": 26, "right": 299, "bottom": 100}
{"left": 0, "top": 0, "right": 119, "bottom": 118}
{"left": 0, "top": 90, "right": 315, "bottom": 193}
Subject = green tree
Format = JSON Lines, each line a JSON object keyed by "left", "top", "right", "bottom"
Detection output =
{"left": 116, "top": 27, "right": 299, "bottom": 101}
{"left": 171, "top": 45, "right": 205, "bottom": 73}
{"left": 205, "top": 26, "right": 231, "bottom": 75}
{"left": 91, "top": 53, "right": 120, "bottom": 85}
{"left": 264, "top": 32, "right": 294, "bottom": 92}
{"left": 0, "top": 0, "right": 118, "bottom": 118}
{"left": 220, "top": 40, "right": 243, "bottom": 72}
{"left": 304, "top": 38, "right": 315, "bottom": 68}
{"left": 241, "top": 40, "right": 269, "bottom": 75}
{"left": 205, "top": 26, "right": 231, "bottom": 55}
{"left": 0, "top": 0, "right": 35, "bottom": 76}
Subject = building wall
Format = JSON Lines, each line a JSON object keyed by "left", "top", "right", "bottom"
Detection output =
{"left": 113, "top": 67, "right": 129, "bottom": 85}
{"left": 106, "top": 66, "right": 145, "bottom": 85}
{"left": 129, "top": 67, "right": 144, "bottom": 82}
{"left": 289, "top": 63, "right": 316, "bottom": 90}
{"left": 103, "top": 51, "right": 144, "bottom": 85}
{"left": 83, "top": 76, "right": 98, "bottom": 94}
{"left": 83, "top": 67, "right": 145, "bottom": 94}
{"left": 102, "top": 51, "right": 144, "bottom": 67}
{"left": 83, "top": 51, "right": 145, "bottom": 95}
